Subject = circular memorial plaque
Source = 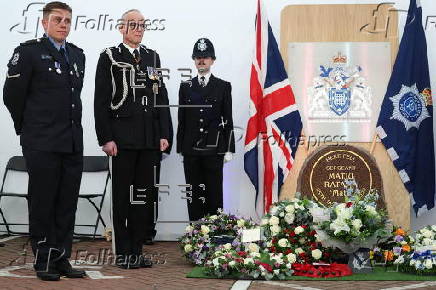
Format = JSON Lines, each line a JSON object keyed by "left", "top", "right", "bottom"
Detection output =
{"left": 297, "top": 145, "right": 384, "bottom": 208}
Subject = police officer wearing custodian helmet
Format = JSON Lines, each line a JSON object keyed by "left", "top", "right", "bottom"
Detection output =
{"left": 177, "top": 38, "right": 235, "bottom": 221}
{"left": 3, "top": 1, "right": 86, "bottom": 281}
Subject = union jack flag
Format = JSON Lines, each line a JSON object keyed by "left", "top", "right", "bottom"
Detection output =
{"left": 244, "top": 0, "right": 302, "bottom": 216}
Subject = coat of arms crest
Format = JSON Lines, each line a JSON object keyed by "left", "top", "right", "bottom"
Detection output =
{"left": 308, "top": 52, "right": 372, "bottom": 121}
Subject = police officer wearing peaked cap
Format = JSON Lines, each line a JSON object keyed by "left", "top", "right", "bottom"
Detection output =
{"left": 3, "top": 1, "right": 86, "bottom": 281}
{"left": 177, "top": 38, "right": 235, "bottom": 221}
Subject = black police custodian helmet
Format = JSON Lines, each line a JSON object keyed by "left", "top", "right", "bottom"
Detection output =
{"left": 192, "top": 38, "right": 216, "bottom": 60}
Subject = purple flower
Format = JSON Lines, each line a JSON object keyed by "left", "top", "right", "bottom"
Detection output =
{"left": 232, "top": 240, "right": 241, "bottom": 247}
{"left": 394, "top": 235, "right": 404, "bottom": 242}
{"left": 393, "top": 247, "right": 402, "bottom": 255}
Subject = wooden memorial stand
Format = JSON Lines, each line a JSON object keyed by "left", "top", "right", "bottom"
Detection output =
{"left": 279, "top": 4, "right": 410, "bottom": 229}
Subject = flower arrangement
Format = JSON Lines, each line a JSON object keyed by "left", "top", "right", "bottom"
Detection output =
{"left": 371, "top": 227, "right": 414, "bottom": 265}
{"left": 395, "top": 250, "right": 436, "bottom": 275}
{"left": 179, "top": 210, "right": 257, "bottom": 265}
{"left": 414, "top": 225, "right": 436, "bottom": 248}
{"left": 316, "top": 180, "right": 390, "bottom": 253}
{"left": 204, "top": 244, "right": 294, "bottom": 280}
{"left": 260, "top": 198, "right": 334, "bottom": 264}
{"left": 393, "top": 225, "right": 436, "bottom": 275}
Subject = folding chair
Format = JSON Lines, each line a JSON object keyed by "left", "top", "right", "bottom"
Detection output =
{"left": 0, "top": 156, "right": 29, "bottom": 235}
{"left": 74, "top": 156, "right": 110, "bottom": 239}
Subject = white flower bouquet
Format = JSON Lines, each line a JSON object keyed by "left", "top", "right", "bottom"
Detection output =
{"left": 316, "top": 180, "right": 390, "bottom": 253}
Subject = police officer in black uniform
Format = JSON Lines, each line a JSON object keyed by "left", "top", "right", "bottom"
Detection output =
{"left": 94, "top": 9, "right": 172, "bottom": 269}
{"left": 3, "top": 2, "right": 86, "bottom": 281}
{"left": 177, "top": 38, "right": 235, "bottom": 221}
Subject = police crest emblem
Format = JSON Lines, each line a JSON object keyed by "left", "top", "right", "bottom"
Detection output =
{"left": 390, "top": 84, "right": 431, "bottom": 131}
{"left": 308, "top": 52, "right": 372, "bottom": 121}
{"left": 10, "top": 52, "right": 20, "bottom": 66}
{"left": 197, "top": 39, "right": 207, "bottom": 51}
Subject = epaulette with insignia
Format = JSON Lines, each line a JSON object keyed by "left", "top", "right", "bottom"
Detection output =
{"left": 67, "top": 42, "right": 83, "bottom": 52}
{"left": 20, "top": 38, "right": 42, "bottom": 46}
{"left": 108, "top": 46, "right": 121, "bottom": 54}
{"left": 140, "top": 44, "right": 150, "bottom": 54}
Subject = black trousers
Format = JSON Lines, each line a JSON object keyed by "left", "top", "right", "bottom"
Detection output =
{"left": 22, "top": 148, "right": 83, "bottom": 270}
{"left": 111, "top": 149, "right": 160, "bottom": 256}
{"left": 183, "top": 155, "right": 224, "bottom": 221}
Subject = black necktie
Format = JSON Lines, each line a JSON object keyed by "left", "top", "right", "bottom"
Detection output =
{"left": 133, "top": 49, "right": 140, "bottom": 63}
{"left": 200, "top": 76, "right": 206, "bottom": 87}
{"left": 59, "top": 47, "right": 68, "bottom": 64}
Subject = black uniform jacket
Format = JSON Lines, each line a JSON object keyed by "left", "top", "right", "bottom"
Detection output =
{"left": 3, "top": 36, "right": 85, "bottom": 153}
{"left": 94, "top": 43, "right": 172, "bottom": 152}
{"left": 177, "top": 75, "right": 235, "bottom": 156}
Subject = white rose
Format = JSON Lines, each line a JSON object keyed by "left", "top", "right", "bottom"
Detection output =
{"left": 422, "top": 229, "right": 434, "bottom": 238}
{"left": 295, "top": 248, "right": 304, "bottom": 255}
{"left": 237, "top": 219, "right": 245, "bottom": 227}
{"left": 311, "top": 249, "right": 322, "bottom": 260}
{"left": 184, "top": 244, "right": 193, "bottom": 253}
{"left": 279, "top": 212, "right": 285, "bottom": 217}
{"left": 285, "top": 205, "right": 295, "bottom": 213}
{"left": 269, "top": 216, "right": 280, "bottom": 226}
{"left": 223, "top": 243, "right": 232, "bottom": 250}
{"left": 244, "top": 258, "right": 254, "bottom": 265}
{"left": 352, "top": 219, "right": 362, "bottom": 230}
{"left": 250, "top": 252, "right": 261, "bottom": 258}
{"left": 213, "top": 257, "right": 220, "bottom": 266}
{"left": 400, "top": 241, "right": 407, "bottom": 245}
{"left": 201, "top": 225, "right": 210, "bottom": 234}
{"left": 284, "top": 213, "right": 295, "bottom": 224}
{"left": 248, "top": 243, "right": 260, "bottom": 253}
{"left": 185, "top": 225, "right": 193, "bottom": 233}
{"left": 261, "top": 218, "right": 269, "bottom": 225}
{"left": 209, "top": 215, "right": 218, "bottom": 220}
{"left": 278, "top": 238, "right": 289, "bottom": 248}
{"left": 423, "top": 238, "right": 433, "bottom": 246}
{"left": 270, "top": 225, "right": 281, "bottom": 236}
{"left": 286, "top": 263, "right": 292, "bottom": 269}
{"left": 294, "top": 226, "right": 305, "bottom": 235}
{"left": 266, "top": 241, "right": 273, "bottom": 247}
{"left": 286, "top": 253, "right": 297, "bottom": 263}
{"left": 409, "top": 236, "right": 415, "bottom": 243}
{"left": 424, "top": 259, "right": 433, "bottom": 269}
{"left": 229, "top": 261, "right": 236, "bottom": 267}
